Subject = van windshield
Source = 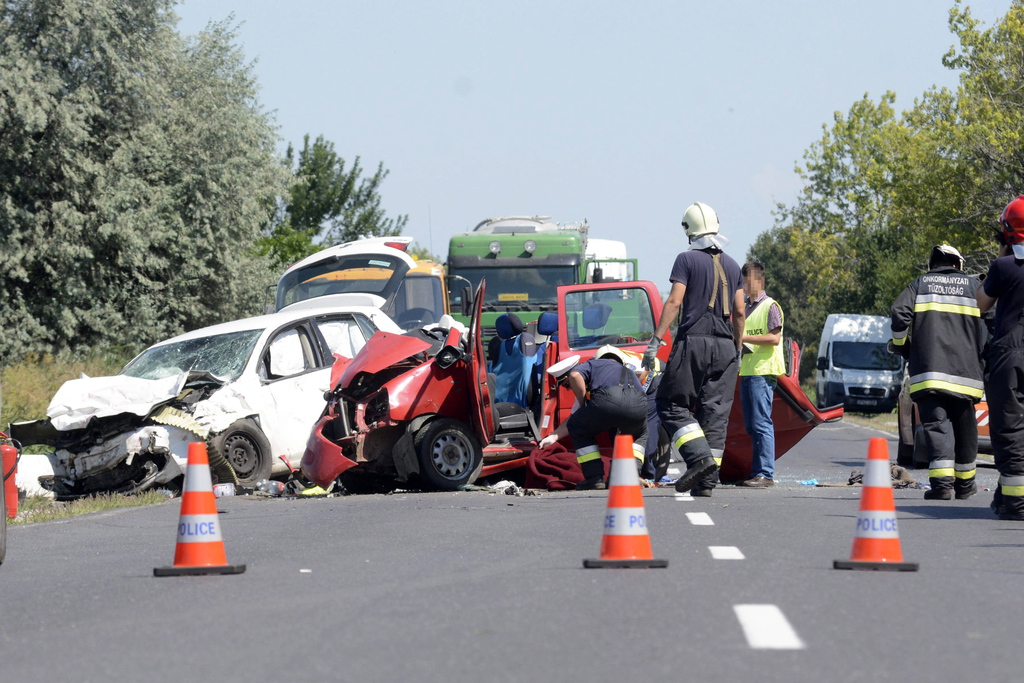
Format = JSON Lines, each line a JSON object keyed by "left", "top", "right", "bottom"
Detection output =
{"left": 832, "top": 341, "right": 902, "bottom": 371}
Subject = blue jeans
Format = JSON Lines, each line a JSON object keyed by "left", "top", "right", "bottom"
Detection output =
{"left": 740, "top": 375, "right": 776, "bottom": 479}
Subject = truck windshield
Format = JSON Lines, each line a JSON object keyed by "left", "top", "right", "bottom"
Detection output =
{"left": 449, "top": 266, "right": 576, "bottom": 308}
{"left": 831, "top": 341, "right": 902, "bottom": 371}
{"left": 121, "top": 330, "right": 263, "bottom": 382}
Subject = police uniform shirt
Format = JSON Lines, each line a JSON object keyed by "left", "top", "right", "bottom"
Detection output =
{"left": 983, "top": 254, "right": 1024, "bottom": 341}
{"left": 668, "top": 249, "right": 743, "bottom": 335}
{"left": 573, "top": 358, "right": 644, "bottom": 392}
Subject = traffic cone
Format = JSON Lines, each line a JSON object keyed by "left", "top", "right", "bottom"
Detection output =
{"left": 154, "top": 442, "right": 246, "bottom": 577}
{"left": 834, "top": 437, "right": 918, "bottom": 572}
{"left": 584, "top": 435, "right": 668, "bottom": 569}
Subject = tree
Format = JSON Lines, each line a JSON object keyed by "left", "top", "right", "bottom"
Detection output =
{"left": 0, "top": 1, "right": 288, "bottom": 363}
{"left": 260, "top": 134, "right": 408, "bottom": 267}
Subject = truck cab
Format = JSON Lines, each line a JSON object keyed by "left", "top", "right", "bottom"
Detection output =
{"left": 446, "top": 216, "right": 637, "bottom": 339}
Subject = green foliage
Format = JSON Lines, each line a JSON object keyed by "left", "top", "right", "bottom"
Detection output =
{"left": 260, "top": 134, "right": 409, "bottom": 268}
{"left": 0, "top": 0, "right": 289, "bottom": 364}
{"left": 755, "top": 0, "right": 1024, "bottom": 379}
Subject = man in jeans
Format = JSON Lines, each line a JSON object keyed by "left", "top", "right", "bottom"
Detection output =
{"left": 738, "top": 262, "right": 784, "bottom": 487}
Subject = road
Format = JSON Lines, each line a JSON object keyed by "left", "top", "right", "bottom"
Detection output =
{"left": 1, "top": 420, "right": 1018, "bottom": 683}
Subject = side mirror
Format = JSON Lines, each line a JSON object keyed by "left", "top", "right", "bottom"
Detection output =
{"left": 460, "top": 287, "right": 473, "bottom": 317}
{"left": 592, "top": 267, "right": 603, "bottom": 284}
{"left": 816, "top": 356, "right": 828, "bottom": 371}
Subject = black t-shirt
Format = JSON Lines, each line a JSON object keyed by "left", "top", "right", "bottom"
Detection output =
{"left": 572, "top": 358, "right": 643, "bottom": 392}
{"left": 983, "top": 255, "right": 1024, "bottom": 341}
{"left": 668, "top": 248, "right": 743, "bottom": 335}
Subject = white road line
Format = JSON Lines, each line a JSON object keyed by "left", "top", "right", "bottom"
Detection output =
{"left": 686, "top": 512, "right": 714, "bottom": 525}
{"left": 674, "top": 492, "right": 693, "bottom": 501}
{"left": 733, "top": 605, "right": 806, "bottom": 650}
{"left": 667, "top": 467, "right": 681, "bottom": 476}
{"left": 709, "top": 546, "right": 744, "bottom": 560}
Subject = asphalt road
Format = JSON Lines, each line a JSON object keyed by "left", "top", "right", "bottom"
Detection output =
{"left": 1, "top": 420, "right": 1018, "bottom": 683}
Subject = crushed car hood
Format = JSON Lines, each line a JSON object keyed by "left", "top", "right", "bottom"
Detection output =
{"left": 10, "top": 371, "right": 234, "bottom": 447}
{"left": 339, "top": 331, "right": 435, "bottom": 388}
{"left": 47, "top": 373, "right": 191, "bottom": 431}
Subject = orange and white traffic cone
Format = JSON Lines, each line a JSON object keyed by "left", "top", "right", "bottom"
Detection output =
{"left": 584, "top": 434, "right": 668, "bottom": 569}
{"left": 834, "top": 437, "right": 918, "bottom": 572}
{"left": 154, "top": 442, "right": 246, "bottom": 577}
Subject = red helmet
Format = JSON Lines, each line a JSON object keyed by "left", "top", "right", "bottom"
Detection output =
{"left": 1000, "top": 196, "right": 1024, "bottom": 245}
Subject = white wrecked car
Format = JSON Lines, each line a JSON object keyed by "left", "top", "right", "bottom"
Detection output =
{"left": 10, "top": 306, "right": 401, "bottom": 499}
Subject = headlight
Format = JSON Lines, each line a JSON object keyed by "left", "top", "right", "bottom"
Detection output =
{"left": 489, "top": 240, "right": 501, "bottom": 254}
{"left": 523, "top": 240, "right": 536, "bottom": 254}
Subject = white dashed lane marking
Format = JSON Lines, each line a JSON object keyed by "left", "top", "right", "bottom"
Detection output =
{"left": 709, "top": 546, "right": 744, "bottom": 560}
{"left": 674, "top": 492, "right": 692, "bottom": 501}
{"left": 667, "top": 467, "right": 681, "bottom": 477}
{"left": 686, "top": 512, "right": 714, "bottom": 525}
{"left": 734, "top": 605, "right": 806, "bottom": 650}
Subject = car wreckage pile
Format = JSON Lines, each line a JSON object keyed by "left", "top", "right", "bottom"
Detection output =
{"left": 10, "top": 277, "right": 842, "bottom": 500}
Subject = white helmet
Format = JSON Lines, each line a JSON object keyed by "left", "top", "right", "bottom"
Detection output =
{"left": 928, "top": 244, "right": 964, "bottom": 270}
{"left": 681, "top": 202, "right": 720, "bottom": 238}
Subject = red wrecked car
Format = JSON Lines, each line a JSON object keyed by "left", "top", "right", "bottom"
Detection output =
{"left": 301, "top": 280, "right": 842, "bottom": 491}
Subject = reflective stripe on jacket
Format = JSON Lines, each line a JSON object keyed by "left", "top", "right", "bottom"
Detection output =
{"left": 890, "top": 266, "right": 987, "bottom": 400}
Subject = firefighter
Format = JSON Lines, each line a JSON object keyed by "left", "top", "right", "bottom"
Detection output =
{"left": 643, "top": 202, "right": 745, "bottom": 496}
{"left": 891, "top": 244, "right": 986, "bottom": 500}
{"left": 543, "top": 352, "right": 649, "bottom": 490}
{"left": 977, "top": 196, "right": 1024, "bottom": 520}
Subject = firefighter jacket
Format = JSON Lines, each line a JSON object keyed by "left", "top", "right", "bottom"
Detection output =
{"left": 890, "top": 266, "right": 987, "bottom": 401}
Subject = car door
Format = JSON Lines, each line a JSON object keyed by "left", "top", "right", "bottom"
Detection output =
{"left": 553, "top": 280, "right": 667, "bottom": 426}
{"left": 251, "top": 321, "right": 334, "bottom": 465}
{"left": 467, "top": 280, "right": 496, "bottom": 445}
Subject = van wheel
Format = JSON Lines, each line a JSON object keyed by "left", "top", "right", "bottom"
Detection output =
{"left": 414, "top": 419, "right": 483, "bottom": 490}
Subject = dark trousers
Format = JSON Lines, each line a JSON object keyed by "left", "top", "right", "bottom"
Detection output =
{"left": 656, "top": 334, "right": 739, "bottom": 474}
{"left": 915, "top": 392, "right": 977, "bottom": 494}
{"left": 988, "top": 335, "right": 1024, "bottom": 516}
{"left": 567, "top": 387, "right": 648, "bottom": 480}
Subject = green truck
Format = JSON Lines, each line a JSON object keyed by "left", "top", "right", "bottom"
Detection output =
{"left": 446, "top": 216, "right": 637, "bottom": 337}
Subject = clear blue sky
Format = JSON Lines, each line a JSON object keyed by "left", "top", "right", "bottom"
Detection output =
{"left": 176, "top": 0, "right": 1010, "bottom": 288}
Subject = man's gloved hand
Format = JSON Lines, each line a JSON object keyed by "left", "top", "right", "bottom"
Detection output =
{"left": 539, "top": 434, "right": 559, "bottom": 449}
{"left": 886, "top": 339, "right": 897, "bottom": 355}
{"left": 642, "top": 336, "right": 662, "bottom": 370}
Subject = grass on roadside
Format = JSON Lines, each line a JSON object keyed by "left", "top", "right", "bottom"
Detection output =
{"left": 11, "top": 490, "right": 173, "bottom": 525}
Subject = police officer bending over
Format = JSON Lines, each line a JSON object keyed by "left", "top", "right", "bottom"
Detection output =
{"left": 542, "top": 351, "right": 649, "bottom": 490}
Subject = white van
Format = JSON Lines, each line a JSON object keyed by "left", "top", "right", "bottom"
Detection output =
{"left": 816, "top": 314, "right": 904, "bottom": 412}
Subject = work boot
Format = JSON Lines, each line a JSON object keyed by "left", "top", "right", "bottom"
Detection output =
{"left": 955, "top": 481, "right": 978, "bottom": 500}
{"left": 690, "top": 487, "right": 713, "bottom": 497}
{"left": 924, "top": 488, "right": 952, "bottom": 500}
{"left": 674, "top": 456, "right": 717, "bottom": 493}
{"left": 576, "top": 475, "right": 606, "bottom": 491}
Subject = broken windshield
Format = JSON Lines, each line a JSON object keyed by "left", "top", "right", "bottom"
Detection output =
{"left": 121, "top": 330, "right": 263, "bottom": 382}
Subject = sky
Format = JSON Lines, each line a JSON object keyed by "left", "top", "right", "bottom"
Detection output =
{"left": 176, "top": 0, "right": 1011, "bottom": 287}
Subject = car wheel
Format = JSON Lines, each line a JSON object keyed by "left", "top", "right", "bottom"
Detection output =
{"left": 414, "top": 418, "right": 483, "bottom": 491}
{"left": 211, "top": 420, "right": 273, "bottom": 486}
